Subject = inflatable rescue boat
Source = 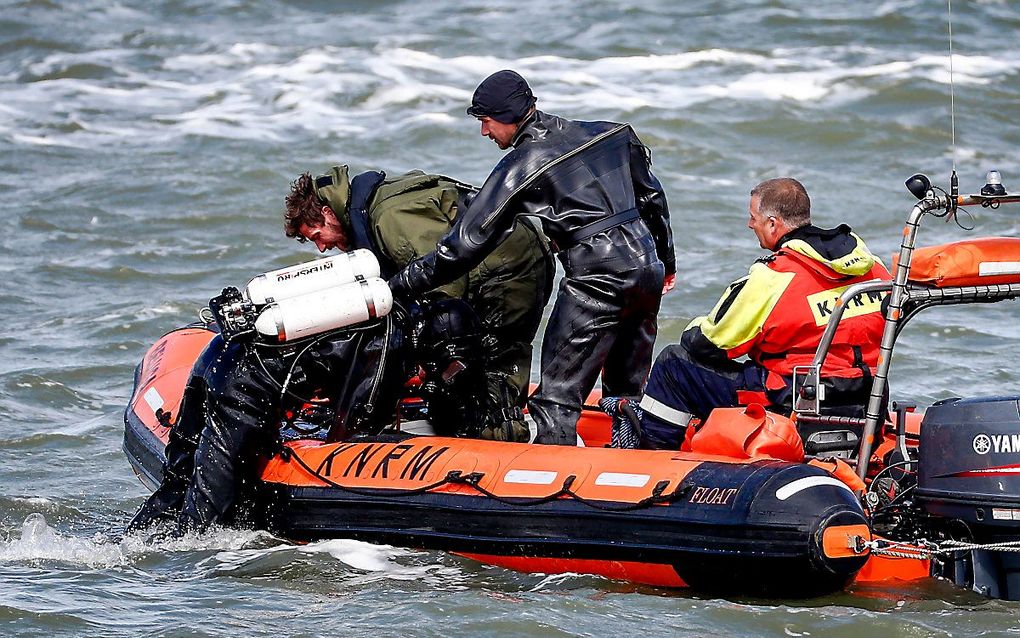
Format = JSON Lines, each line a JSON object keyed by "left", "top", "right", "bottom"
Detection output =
{"left": 125, "top": 170, "right": 1020, "bottom": 600}
{"left": 125, "top": 322, "right": 871, "bottom": 596}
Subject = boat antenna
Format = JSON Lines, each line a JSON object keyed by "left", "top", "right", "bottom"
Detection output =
{"left": 947, "top": 0, "right": 959, "bottom": 209}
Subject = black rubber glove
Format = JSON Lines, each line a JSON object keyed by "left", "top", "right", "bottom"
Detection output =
{"left": 387, "top": 270, "right": 412, "bottom": 302}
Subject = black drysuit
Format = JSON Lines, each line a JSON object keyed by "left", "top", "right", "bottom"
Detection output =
{"left": 390, "top": 111, "right": 676, "bottom": 444}
{"left": 128, "top": 318, "right": 407, "bottom": 533}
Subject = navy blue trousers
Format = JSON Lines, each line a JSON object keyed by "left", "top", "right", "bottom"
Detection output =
{"left": 639, "top": 343, "right": 768, "bottom": 450}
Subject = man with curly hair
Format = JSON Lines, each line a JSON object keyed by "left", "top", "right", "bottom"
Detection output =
{"left": 285, "top": 166, "right": 552, "bottom": 442}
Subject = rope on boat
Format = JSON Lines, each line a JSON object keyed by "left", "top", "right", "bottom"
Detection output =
{"left": 278, "top": 444, "right": 692, "bottom": 511}
{"left": 864, "top": 537, "right": 1020, "bottom": 559}
{"left": 938, "top": 539, "right": 1020, "bottom": 554}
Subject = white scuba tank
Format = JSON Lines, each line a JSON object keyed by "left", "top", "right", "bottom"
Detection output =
{"left": 244, "top": 250, "right": 381, "bottom": 306}
{"left": 254, "top": 277, "right": 393, "bottom": 342}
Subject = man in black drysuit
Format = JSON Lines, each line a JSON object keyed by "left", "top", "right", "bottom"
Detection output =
{"left": 128, "top": 295, "right": 503, "bottom": 534}
{"left": 128, "top": 312, "right": 410, "bottom": 534}
{"left": 389, "top": 70, "right": 677, "bottom": 445}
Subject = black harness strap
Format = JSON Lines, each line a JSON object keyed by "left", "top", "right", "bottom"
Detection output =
{"left": 347, "top": 171, "right": 394, "bottom": 277}
{"left": 561, "top": 207, "right": 640, "bottom": 249}
{"left": 851, "top": 345, "right": 871, "bottom": 379}
{"left": 314, "top": 174, "right": 334, "bottom": 191}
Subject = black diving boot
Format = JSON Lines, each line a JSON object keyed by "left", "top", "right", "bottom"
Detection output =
{"left": 126, "top": 379, "right": 208, "bottom": 534}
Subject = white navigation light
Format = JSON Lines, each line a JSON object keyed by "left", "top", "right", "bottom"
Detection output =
{"left": 982, "top": 169, "right": 1007, "bottom": 196}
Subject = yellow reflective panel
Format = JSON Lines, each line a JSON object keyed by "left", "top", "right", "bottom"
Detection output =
{"left": 700, "top": 267, "right": 794, "bottom": 351}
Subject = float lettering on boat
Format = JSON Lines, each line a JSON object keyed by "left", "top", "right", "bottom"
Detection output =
{"left": 688, "top": 486, "right": 738, "bottom": 506}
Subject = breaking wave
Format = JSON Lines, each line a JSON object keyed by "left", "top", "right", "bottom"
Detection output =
{"left": 4, "top": 37, "right": 1017, "bottom": 148}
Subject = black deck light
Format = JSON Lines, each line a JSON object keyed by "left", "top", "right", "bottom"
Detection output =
{"left": 905, "top": 173, "right": 932, "bottom": 200}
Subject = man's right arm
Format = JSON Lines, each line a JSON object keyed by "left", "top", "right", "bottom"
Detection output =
{"left": 628, "top": 130, "right": 676, "bottom": 276}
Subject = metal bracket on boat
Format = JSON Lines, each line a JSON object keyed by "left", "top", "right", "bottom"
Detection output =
{"left": 891, "top": 401, "right": 916, "bottom": 475}
{"left": 792, "top": 364, "right": 823, "bottom": 415}
{"left": 446, "top": 470, "right": 486, "bottom": 486}
{"left": 198, "top": 306, "right": 216, "bottom": 326}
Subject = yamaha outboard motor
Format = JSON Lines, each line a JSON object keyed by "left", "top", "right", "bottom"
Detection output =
{"left": 915, "top": 396, "right": 1020, "bottom": 599}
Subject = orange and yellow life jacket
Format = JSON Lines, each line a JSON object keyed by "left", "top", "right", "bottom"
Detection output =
{"left": 685, "top": 225, "right": 891, "bottom": 391}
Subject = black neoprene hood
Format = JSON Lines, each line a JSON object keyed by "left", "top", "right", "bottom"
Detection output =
{"left": 466, "top": 69, "right": 537, "bottom": 123}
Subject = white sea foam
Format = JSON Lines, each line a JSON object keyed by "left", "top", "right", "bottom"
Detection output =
{"left": 10, "top": 496, "right": 56, "bottom": 508}
{"left": 254, "top": 538, "right": 464, "bottom": 583}
{"left": 707, "top": 71, "right": 830, "bottom": 102}
{"left": 0, "top": 513, "right": 281, "bottom": 569}
{"left": 5, "top": 39, "right": 1020, "bottom": 147}
{"left": 0, "top": 101, "right": 24, "bottom": 120}
{"left": 52, "top": 413, "right": 111, "bottom": 437}
{"left": 875, "top": 0, "right": 924, "bottom": 17}
{"left": 124, "top": 524, "right": 273, "bottom": 555}
{"left": 10, "top": 133, "right": 89, "bottom": 149}
{"left": 949, "top": 147, "right": 980, "bottom": 161}
{"left": 163, "top": 43, "right": 280, "bottom": 72}
{"left": 23, "top": 48, "right": 132, "bottom": 80}
{"left": 529, "top": 571, "right": 595, "bottom": 591}
{"left": 206, "top": 537, "right": 445, "bottom": 581}
{"left": 0, "top": 513, "right": 127, "bottom": 568}
{"left": 135, "top": 303, "right": 187, "bottom": 319}
{"left": 577, "top": 49, "right": 781, "bottom": 73}
{"left": 299, "top": 538, "right": 423, "bottom": 575}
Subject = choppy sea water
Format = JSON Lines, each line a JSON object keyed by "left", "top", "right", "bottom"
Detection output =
{"left": 3, "top": 0, "right": 1020, "bottom": 635}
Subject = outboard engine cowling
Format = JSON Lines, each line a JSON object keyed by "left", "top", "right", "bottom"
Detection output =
{"left": 916, "top": 396, "right": 1020, "bottom": 598}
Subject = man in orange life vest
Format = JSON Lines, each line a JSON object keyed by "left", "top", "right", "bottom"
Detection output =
{"left": 604, "top": 177, "right": 891, "bottom": 449}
